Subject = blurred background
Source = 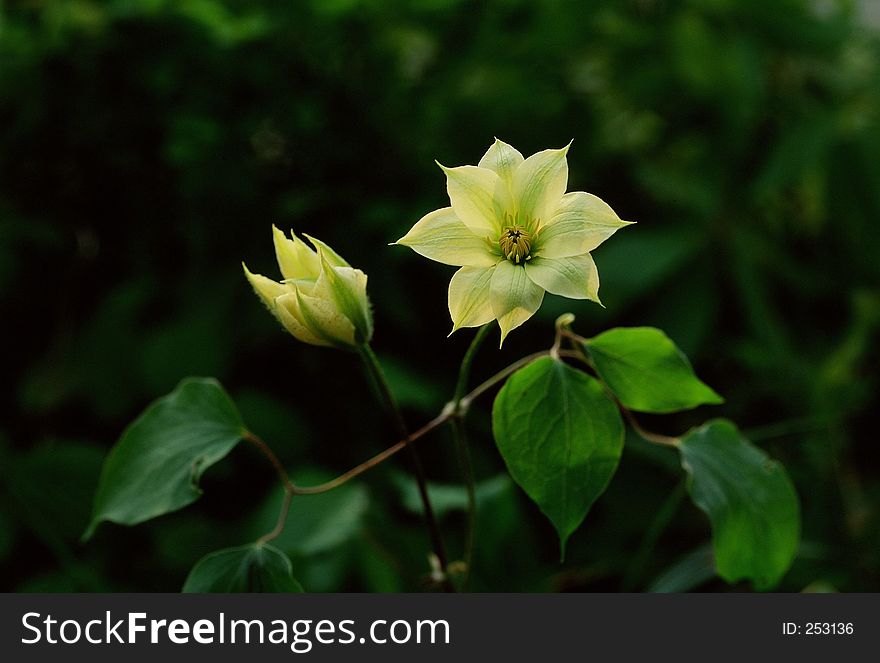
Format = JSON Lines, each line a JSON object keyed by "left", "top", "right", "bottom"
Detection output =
{"left": 1, "top": 0, "right": 878, "bottom": 592}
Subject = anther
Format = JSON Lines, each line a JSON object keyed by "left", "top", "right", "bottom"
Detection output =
{"left": 498, "top": 226, "right": 532, "bottom": 263}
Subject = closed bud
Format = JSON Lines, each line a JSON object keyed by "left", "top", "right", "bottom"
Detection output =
{"left": 243, "top": 226, "right": 373, "bottom": 349}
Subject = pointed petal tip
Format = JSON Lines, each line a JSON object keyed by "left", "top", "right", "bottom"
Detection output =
{"left": 271, "top": 224, "right": 292, "bottom": 243}
{"left": 497, "top": 323, "right": 508, "bottom": 348}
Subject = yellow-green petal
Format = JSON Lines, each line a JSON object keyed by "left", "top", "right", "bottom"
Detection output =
{"left": 538, "top": 192, "right": 633, "bottom": 259}
{"left": 396, "top": 207, "right": 499, "bottom": 267}
{"left": 303, "top": 233, "right": 350, "bottom": 268}
{"left": 448, "top": 264, "right": 498, "bottom": 333}
{"left": 295, "top": 288, "right": 358, "bottom": 347}
{"left": 490, "top": 260, "right": 545, "bottom": 346}
{"left": 524, "top": 254, "right": 600, "bottom": 302}
{"left": 439, "top": 163, "right": 504, "bottom": 235}
{"left": 478, "top": 138, "right": 524, "bottom": 186}
{"left": 243, "top": 262, "right": 289, "bottom": 308}
{"left": 312, "top": 253, "right": 373, "bottom": 344}
{"left": 272, "top": 226, "right": 320, "bottom": 280}
{"left": 512, "top": 144, "right": 570, "bottom": 225}
{"left": 274, "top": 292, "right": 334, "bottom": 347}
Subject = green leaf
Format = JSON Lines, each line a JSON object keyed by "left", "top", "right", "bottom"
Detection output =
{"left": 396, "top": 473, "right": 512, "bottom": 519}
{"left": 182, "top": 544, "right": 304, "bottom": 593}
{"left": 84, "top": 378, "right": 246, "bottom": 539}
{"left": 680, "top": 420, "right": 800, "bottom": 590}
{"left": 492, "top": 356, "right": 624, "bottom": 555}
{"left": 585, "top": 326, "right": 723, "bottom": 413}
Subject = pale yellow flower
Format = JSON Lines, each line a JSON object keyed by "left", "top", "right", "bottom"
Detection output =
{"left": 243, "top": 227, "right": 372, "bottom": 349}
{"left": 395, "top": 139, "right": 632, "bottom": 344}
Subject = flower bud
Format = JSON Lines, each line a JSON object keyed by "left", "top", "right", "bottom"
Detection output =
{"left": 243, "top": 226, "right": 373, "bottom": 349}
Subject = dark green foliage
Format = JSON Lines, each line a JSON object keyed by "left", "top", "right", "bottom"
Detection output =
{"left": 183, "top": 544, "right": 303, "bottom": 593}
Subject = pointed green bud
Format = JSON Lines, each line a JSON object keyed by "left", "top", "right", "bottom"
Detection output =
{"left": 244, "top": 228, "right": 373, "bottom": 349}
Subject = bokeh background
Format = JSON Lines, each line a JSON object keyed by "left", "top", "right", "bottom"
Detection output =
{"left": 1, "top": 0, "right": 878, "bottom": 592}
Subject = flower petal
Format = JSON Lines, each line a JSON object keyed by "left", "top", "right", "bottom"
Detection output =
{"left": 538, "top": 192, "right": 633, "bottom": 259}
{"left": 274, "top": 292, "right": 335, "bottom": 347}
{"left": 303, "top": 233, "right": 350, "bottom": 268}
{"left": 312, "top": 254, "right": 373, "bottom": 344}
{"left": 294, "top": 288, "right": 357, "bottom": 347}
{"left": 395, "top": 207, "right": 499, "bottom": 267}
{"left": 243, "top": 262, "right": 289, "bottom": 308}
{"left": 512, "top": 144, "right": 570, "bottom": 225}
{"left": 448, "top": 264, "right": 498, "bottom": 333}
{"left": 490, "top": 260, "right": 545, "bottom": 346}
{"left": 478, "top": 138, "right": 524, "bottom": 186}
{"left": 272, "top": 226, "right": 320, "bottom": 280}
{"left": 439, "top": 163, "right": 504, "bottom": 235}
{"left": 524, "top": 254, "right": 600, "bottom": 302}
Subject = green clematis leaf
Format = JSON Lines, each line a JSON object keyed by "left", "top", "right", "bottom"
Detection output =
{"left": 492, "top": 357, "right": 624, "bottom": 556}
{"left": 539, "top": 192, "right": 634, "bottom": 259}
{"left": 489, "top": 260, "right": 544, "bottom": 345}
{"left": 525, "top": 253, "right": 599, "bottom": 301}
{"left": 395, "top": 207, "right": 499, "bottom": 267}
{"left": 448, "top": 264, "right": 497, "bottom": 332}
{"left": 680, "top": 420, "right": 800, "bottom": 590}
{"left": 85, "top": 378, "right": 246, "bottom": 539}
{"left": 182, "top": 544, "right": 304, "bottom": 593}
{"left": 585, "top": 327, "right": 723, "bottom": 413}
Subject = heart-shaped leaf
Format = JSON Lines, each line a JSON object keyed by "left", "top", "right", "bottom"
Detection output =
{"left": 85, "top": 378, "right": 246, "bottom": 539}
{"left": 492, "top": 357, "right": 624, "bottom": 556}
{"left": 182, "top": 544, "right": 304, "bottom": 593}
{"left": 680, "top": 419, "right": 800, "bottom": 590}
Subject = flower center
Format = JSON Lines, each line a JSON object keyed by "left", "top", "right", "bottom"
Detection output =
{"left": 499, "top": 226, "right": 533, "bottom": 264}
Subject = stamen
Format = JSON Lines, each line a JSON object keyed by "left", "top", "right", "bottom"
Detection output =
{"left": 498, "top": 226, "right": 532, "bottom": 264}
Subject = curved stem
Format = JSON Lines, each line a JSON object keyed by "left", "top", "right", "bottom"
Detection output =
{"left": 291, "top": 411, "right": 451, "bottom": 495}
{"left": 459, "top": 350, "right": 549, "bottom": 409}
{"left": 243, "top": 349, "right": 581, "bottom": 552}
{"left": 449, "top": 324, "right": 492, "bottom": 589}
{"left": 622, "top": 409, "right": 682, "bottom": 448}
{"left": 244, "top": 431, "right": 294, "bottom": 544}
{"left": 358, "top": 343, "right": 453, "bottom": 592}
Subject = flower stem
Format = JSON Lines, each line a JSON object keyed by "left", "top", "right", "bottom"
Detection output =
{"left": 454, "top": 324, "right": 493, "bottom": 406}
{"left": 243, "top": 430, "right": 294, "bottom": 545}
{"left": 358, "top": 343, "right": 454, "bottom": 592}
{"left": 244, "top": 349, "right": 582, "bottom": 559}
{"left": 449, "top": 324, "right": 492, "bottom": 589}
